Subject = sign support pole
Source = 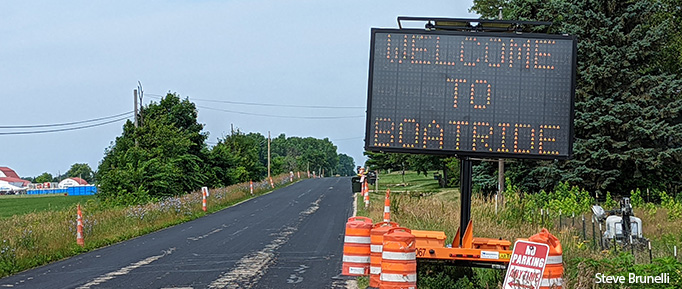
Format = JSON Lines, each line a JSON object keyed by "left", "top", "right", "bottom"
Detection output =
{"left": 459, "top": 157, "right": 473, "bottom": 246}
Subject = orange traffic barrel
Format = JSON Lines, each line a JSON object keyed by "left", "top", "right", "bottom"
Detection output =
{"left": 369, "top": 221, "right": 399, "bottom": 288}
{"left": 342, "top": 216, "right": 373, "bottom": 276}
{"left": 529, "top": 228, "right": 563, "bottom": 289}
{"left": 380, "top": 227, "right": 416, "bottom": 289}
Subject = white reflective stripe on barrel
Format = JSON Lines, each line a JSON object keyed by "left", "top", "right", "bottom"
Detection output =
{"left": 344, "top": 236, "right": 371, "bottom": 244}
{"left": 348, "top": 267, "right": 366, "bottom": 275}
{"left": 546, "top": 255, "right": 563, "bottom": 265}
{"left": 371, "top": 244, "right": 383, "bottom": 253}
{"left": 380, "top": 273, "right": 417, "bottom": 282}
{"left": 343, "top": 255, "right": 370, "bottom": 263}
{"left": 382, "top": 251, "right": 416, "bottom": 261}
{"left": 370, "top": 266, "right": 381, "bottom": 274}
{"left": 384, "top": 206, "right": 390, "bottom": 213}
{"left": 540, "top": 278, "right": 563, "bottom": 287}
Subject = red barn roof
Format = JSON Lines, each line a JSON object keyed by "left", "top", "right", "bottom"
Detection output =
{"left": 0, "top": 167, "right": 21, "bottom": 179}
{"left": 69, "top": 177, "right": 89, "bottom": 185}
{"left": 0, "top": 167, "right": 30, "bottom": 186}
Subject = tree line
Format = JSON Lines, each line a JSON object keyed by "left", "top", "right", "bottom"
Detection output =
{"left": 95, "top": 93, "right": 355, "bottom": 204}
{"left": 23, "top": 163, "right": 96, "bottom": 184}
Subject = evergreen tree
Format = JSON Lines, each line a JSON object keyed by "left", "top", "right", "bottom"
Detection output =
{"left": 471, "top": 0, "right": 682, "bottom": 194}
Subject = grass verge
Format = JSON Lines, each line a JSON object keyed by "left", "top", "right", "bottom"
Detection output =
{"left": 0, "top": 173, "right": 306, "bottom": 278}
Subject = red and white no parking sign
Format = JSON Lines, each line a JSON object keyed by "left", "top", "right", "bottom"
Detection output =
{"left": 503, "top": 240, "right": 550, "bottom": 289}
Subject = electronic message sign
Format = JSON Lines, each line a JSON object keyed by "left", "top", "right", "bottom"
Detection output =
{"left": 365, "top": 28, "right": 577, "bottom": 159}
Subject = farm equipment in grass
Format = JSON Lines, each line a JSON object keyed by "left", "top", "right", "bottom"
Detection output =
{"left": 591, "top": 197, "right": 648, "bottom": 249}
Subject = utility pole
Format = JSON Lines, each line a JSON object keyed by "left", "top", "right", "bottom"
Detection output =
{"left": 134, "top": 89, "right": 139, "bottom": 147}
{"left": 137, "top": 81, "right": 144, "bottom": 126}
{"left": 267, "top": 131, "right": 271, "bottom": 179}
{"left": 134, "top": 89, "right": 139, "bottom": 128}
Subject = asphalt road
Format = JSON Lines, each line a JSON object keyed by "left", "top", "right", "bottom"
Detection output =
{"left": 1, "top": 177, "right": 354, "bottom": 289}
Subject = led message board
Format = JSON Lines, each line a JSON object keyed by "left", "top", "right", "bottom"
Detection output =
{"left": 365, "top": 28, "right": 577, "bottom": 159}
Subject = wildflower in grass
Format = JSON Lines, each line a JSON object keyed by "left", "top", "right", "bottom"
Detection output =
{"left": 126, "top": 206, "right": 147, "bottom": 220}
{"left": 82, "top": 217, "right": 97, "bottom": 236}
{"left": 0, "top": 239, "right": 17, "bottom": 272}
{"left": 18, "top": 228, "right": 36, "bottom": 249}
{"left": 68, "top": 220, "right": 76, "bottom": 235}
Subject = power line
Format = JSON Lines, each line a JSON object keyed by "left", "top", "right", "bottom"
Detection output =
{"left": 147, "top": 94, "right": 364, "bottom": 109}
{"left": 0, "top": 111, "right": 134, "bottom": 129}
{"left": 195, "top": 105, "right": 364, "bottom": 120}
{"left": 0, "top": 115, "right": 131, "bottom": 136}
{"left": 332, "top": 136, "right": 364, "bottom": 141}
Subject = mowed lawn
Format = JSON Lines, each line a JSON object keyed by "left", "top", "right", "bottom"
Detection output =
{"left": 0, "top": 194, "right": 95, "bottom": 218}
{"left": 373, "top": 170, "right": 445, "bottom": 193}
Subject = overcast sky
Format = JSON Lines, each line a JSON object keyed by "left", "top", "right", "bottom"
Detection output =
{"left": 1, "top": 1, "right": 478, "bottom": 178}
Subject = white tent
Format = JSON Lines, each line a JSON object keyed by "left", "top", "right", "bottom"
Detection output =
{"left": 58, "top": 177, "right": 88, "bottom": 189}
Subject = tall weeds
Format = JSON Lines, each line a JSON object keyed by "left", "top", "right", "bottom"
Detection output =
{"left": 357, "top": 176, "right": 682, "bottom": 288}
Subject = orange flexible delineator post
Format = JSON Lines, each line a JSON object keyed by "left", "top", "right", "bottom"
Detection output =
{"left": 269, "top": 177, "right": 274, "bottom": 188}
{"left": 529, "top": 228, "right": 564, "bottom": 288}
{"left": 383, "top": 189, "right": 391, "bottom": 222}
{"left": 369, "top": 221, "right": 399, "bottom": 288}
{"left": 380, "top": 227, "right": 416, "bottom": 289}
{"left": 342, "top": 216, "right": 373, "bottom": 276}
{"left": 362, "top": 180, "right": 369, "bottom": 208}
{"left": 250, "top": 180, "right": 254, "bottom": 195}
{"left": 76, "top": 204, "right": 84, "bottom": 247}
{"left": 202, "top": 189, "right": 207, "bottom": 212}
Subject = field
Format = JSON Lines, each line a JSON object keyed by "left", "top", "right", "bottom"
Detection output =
{"left": 356, "top": 171, "right": 682, "bottom": 288}
{"left": 0, "top": 194, "right": 95, "bottom": 219}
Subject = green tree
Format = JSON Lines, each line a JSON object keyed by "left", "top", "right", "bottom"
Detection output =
{"left": 66, "top": 163, "right": 95, "bottom": 183}
{"left": 208, "top": 130, "right": 267, "bottom": 185}
{"left": 654, "top": 0, "right": 682, "bottom": 75}
{"left": 472, "top": 0, "right": 682, "bottom": 195}
{"left": 232, "top": 132, "right": 342, "bottom": 178}
{"left": 469, "top": 0, "right": 509, "bottom": 19}
{"left": 408, "top": 154, "right": 441, "bottom": 177}
{"left": 364, "top": 151, "right": 399, "bottom": 171}
{"left": 271, "top": 135, "right": 339, "bottom": 176}
{"left": 34, "top": 172, "right": 54, "bottom": 183}
{"left": 97, "top": 93, "right": 207, "bottom": 203}
{"left": 336, "top": 153, "right": 356, "bottom": 176}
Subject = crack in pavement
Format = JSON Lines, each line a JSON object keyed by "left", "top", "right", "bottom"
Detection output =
{"left": 76, "top": 247, "right": 176, "bottom": 289}
{"left": 208, "top": 194, "right": 323, "bottom": 289}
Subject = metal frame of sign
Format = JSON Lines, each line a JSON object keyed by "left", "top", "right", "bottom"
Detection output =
{"left": 365, "top": 28, "right": 577, "bottom": 160}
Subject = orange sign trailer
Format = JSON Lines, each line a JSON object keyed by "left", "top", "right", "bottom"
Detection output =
{"left": 414, "top": 220, "right": 513, "bottom": 269}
